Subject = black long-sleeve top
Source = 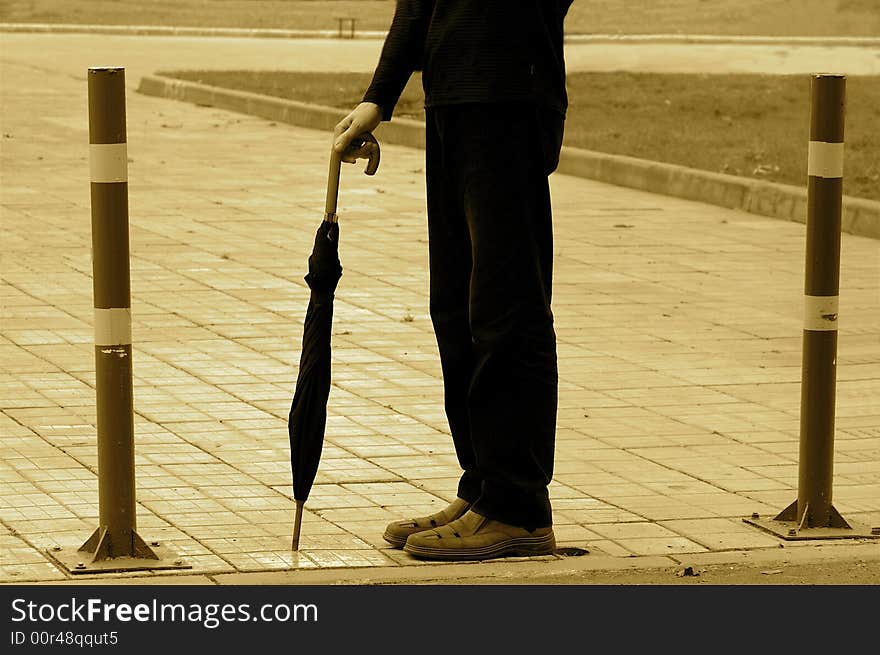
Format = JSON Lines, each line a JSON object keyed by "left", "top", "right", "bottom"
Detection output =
{"left": 363, "top": 0, "right": 573, "bottom": 120}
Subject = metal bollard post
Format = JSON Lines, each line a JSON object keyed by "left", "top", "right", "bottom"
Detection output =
{"left": 795, "top": 74, "right": 846, "bottom": 530}
{"left": 744, "top": 74, "right": 877, "bottom": 541}
{"left": 47, "top": 68, "right": 186, "bottom": 573}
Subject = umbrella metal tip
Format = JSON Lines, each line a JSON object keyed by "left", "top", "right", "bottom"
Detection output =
{"left": 291, "top": 500, "right": 305, "bottom": 550}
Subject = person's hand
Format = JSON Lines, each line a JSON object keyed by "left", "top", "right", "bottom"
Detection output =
{"left": 333, "top": 102, "right": 383, "bottom": 163}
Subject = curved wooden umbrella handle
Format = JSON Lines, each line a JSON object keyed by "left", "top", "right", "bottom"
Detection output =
{"left": 354, "top": 132, "right": 381, "bottom": 176}
{"left": 325, "top": 132, "right": 381, "bottom": 221}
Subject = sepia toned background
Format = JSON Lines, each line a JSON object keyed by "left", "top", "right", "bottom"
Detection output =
{"left": 1, "top": 1, "right": 878, "bottom": 585}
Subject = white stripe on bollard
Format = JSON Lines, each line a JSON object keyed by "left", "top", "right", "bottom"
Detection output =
{"left": 807, "top": 141, "right": 844, "bottom": 179}
{"left": 89, "top": 143, "right": 128, "bottom": 183}
{"left": 803, "top": 294, "right": 839, "bottom": 331}
{"left": 94, "top": 307, "right": 132, "bottom": 345}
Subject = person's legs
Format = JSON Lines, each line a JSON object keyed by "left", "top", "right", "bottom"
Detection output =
{"left": 392, "top": 103, "right": 564, "bottom": 555}
{"left": 431, "top": 103, "right": 563, "bottom": 531}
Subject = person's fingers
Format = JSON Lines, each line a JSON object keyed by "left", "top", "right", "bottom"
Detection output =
{"left": 334, "top": 123, "right": 363, "bottom": 153}
{"left": 334, "top": 129, "right": 350, "bottom": 153}
{"left": 333, "top": 114, "right": 353, "bottom": 139}
{"left": 340, "top": 140, "right": 362, "bottom": 163}
{"left": 333, "top": 119, "right": 360, "bottom": 156}
{"left": 339, "top": 140, "right": 372, "bottom": 164}
{"left": 333, "top": 103, "right": 381, "bottom": 155}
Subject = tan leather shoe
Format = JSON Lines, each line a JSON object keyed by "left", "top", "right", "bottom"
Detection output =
{"left": 382, "top": 498, "right": 471, "bottom": 548}
{"left": 403, "top": 510, "right": 555, "bottom": 561}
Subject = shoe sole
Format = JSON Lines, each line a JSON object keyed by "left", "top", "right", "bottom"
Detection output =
{"left": 403, "top": 533, "right": 556, "bottom": 561}
{"left": 382, "top": 531, "right": 408, "bottom": 549}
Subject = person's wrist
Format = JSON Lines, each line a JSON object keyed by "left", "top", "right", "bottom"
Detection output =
{"left": 360, "top": 101, "right": 385, "bottom": 122}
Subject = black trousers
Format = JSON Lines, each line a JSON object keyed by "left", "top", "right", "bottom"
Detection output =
{"left": 425, "top": 103, "right": 563, "bottom": 530}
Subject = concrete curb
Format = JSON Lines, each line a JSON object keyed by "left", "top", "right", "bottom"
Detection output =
{"left": 555, "top": 150, "right": 880, "bottom": 239}
{"left": 565, "top": 33, "right": 880, "bottom": 46}
{"left": 136, "top": 74, "right": 879, "bottom": 239}
{"left": 5, "top": 23, "right": 880, "bottom": 46}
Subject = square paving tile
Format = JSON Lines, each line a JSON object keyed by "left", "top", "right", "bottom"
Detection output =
{"left": 222, "top": 551, "right": 318, "bottom": 571}
{"left": 609, "top": 536, "right": 710, "bottom": 556}
{"left": 300, "top": 549, "right": 396, "bottom": 569}
{"left": 589, "top": 522, "right": 681, "bottom": 540}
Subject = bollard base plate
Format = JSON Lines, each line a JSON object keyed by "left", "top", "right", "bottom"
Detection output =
{"left": 46, "top": 542, "right": 192, "bottom": 575}
{"left": 743, "top": 513, "right": 880, "bottom": 541}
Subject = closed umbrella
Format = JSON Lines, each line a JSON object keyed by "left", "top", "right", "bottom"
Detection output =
{"left": 289, "top": 133, "right": 380, "bottom": 550}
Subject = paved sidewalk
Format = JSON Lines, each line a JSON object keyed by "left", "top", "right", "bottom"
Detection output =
{"left": 1, "top": 41, "right": 879, "bottom": 584}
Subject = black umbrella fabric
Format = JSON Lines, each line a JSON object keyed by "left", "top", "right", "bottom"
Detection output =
{"left": 289, "top": 133, "right": 380, "bottom": 550}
